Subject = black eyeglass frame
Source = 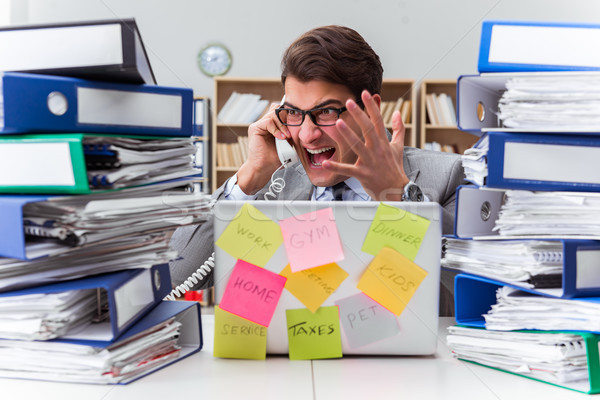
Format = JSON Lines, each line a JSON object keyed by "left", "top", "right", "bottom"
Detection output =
{"left": 275, "top": 100, "right": 364, "bottom": 127}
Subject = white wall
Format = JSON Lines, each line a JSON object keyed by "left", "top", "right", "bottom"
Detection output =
{"left": 8, "top": 0, "right": 600, "bottom": 98}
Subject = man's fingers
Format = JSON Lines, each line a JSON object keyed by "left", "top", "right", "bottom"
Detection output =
{"left": 390, "top": 110, "right": 406, "bottom": 145}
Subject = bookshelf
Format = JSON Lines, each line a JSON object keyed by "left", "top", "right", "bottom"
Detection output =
{"left": 211, "top": 77, "right": 417, "bottom": 192}
{"left": 419, "top": 79, "right": 478, "bottom": 154}
{"left": 380, "top": 79, "right": 417, "bottom": 148}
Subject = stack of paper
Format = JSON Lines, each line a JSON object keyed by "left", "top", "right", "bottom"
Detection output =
{"left": 0, "top": 289, "right": 100, "bottom": 340}
{"left": 484, "top": 286, "right": 600, "bottom": 331}
{"left": 494, "top": 190, "right": 600, "bottom": 237}
{"left": 22, "top": 180, "right": 214, "bottom": 253}
{"left": 0, "top": 301, "right": 199, "bottom": 384}
{"left": 441, "top": 238, "right": 562, "bottom": 287}
{"left": 461, "top": 135, "right": 488, "bottom": 186}
{"left": 83, "top": 136, "right": 198, "bottom": 189}
{"left": 0, "top": 232, "right": 175, "bottom": 292}
{"left": 447, "top": 326, "right": 589, "bottom": 384}
{"left": 498, "top": 72, "right": 600, "bottom": 130}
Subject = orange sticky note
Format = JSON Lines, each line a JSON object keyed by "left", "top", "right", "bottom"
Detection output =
{"left": 356, "top": 247, "right": 428, "bottom": 316}
{"left": 213, "top": 306, "right": 267, "bottom": 360}
{"left": 280, "top": 263, "right": 349, "bottom": 313}
{"left": 279, "top": 207, "right": 344, "bottom": 272}
{"left": 219, "top": 259, "right": 287, "bottom": 327}
{"left": 215, "top": 203, "right": 283, "bottom": 267}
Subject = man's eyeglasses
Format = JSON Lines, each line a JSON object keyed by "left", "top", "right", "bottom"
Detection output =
{"left": 275, "top": 100, "right": 363, "bottom": 127}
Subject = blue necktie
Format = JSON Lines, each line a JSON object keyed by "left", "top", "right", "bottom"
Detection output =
{"left": 331, "top": 182, "right": 347, "bottom": 201}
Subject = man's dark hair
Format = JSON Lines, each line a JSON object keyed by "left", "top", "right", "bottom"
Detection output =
{"left": 281, "top": 25, "right": 383, "bottom": 101}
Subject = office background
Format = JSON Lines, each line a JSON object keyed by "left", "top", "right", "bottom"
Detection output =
{"left": 2, "top": 0, "right": 598, "bottom": 97}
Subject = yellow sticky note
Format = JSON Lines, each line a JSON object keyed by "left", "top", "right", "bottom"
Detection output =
{"left": 280, "top": 263, "right": 349, "bottom": 313}
{"left": 213, "top": 306, "right": 267, "bottom": 360}
{"left": 215, "top": 203, "right": 283, "bottom": 266}
{"left": 357, "top": 247, "right": 428, "bottom": 316}
{"left": 361, "top": 203, "right": 430, "bottom": 260}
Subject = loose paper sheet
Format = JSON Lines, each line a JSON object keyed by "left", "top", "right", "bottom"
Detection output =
{"left": 215, "top": 203, "right": 283, "bottom": 267}
{"left": 219, "top": 259, "right": 287, "bottom": 327}
{"left": 357, "top": 247, "right": 428, "bottom": 316}
{"left": 213, "top": 306, "right": 267, "bottom": 360}
{"left": 361, "top": 203, "right": 430, "bottom": 260}
{"left": 279, "top": 207, "right": 344, "bottom": 272}
{"left": 280, "top": 262, "right": 349, "bottom": 313}
{"left": 286, "top": 306, "right": 342, "bottom": 360}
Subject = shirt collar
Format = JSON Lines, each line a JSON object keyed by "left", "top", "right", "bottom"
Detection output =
{"left": 313, "top": 177, "right": 371, "bottom": 201}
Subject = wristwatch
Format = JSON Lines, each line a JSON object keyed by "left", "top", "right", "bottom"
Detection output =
{"left": 402, "top": 181, "right": 424, "bottom": 202}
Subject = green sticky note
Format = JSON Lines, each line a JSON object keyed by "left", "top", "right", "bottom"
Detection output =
{"left": 361, "top": 203, "right": 430, "bottom": 260}
{"left": 286, "top": 306, "right": 342, "bottom": 360}
{"left": 215, "top": 203, "right": 283, "bottom": 267}
{"left": 213, "top": 306, "right": 267, "bottom": 360}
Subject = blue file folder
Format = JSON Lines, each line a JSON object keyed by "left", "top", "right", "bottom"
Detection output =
{"left": 484, "top": 131, "right": 600, "bottom": 192}
{"left": 478, "top": 20, "right": 600, "bottom": 73}
{"left": 0, "top": 72, "right": 193, "bottom": 136}
{"left": 0, "top": 264, "right": 171, "bottom": 342}
{"left": 454, "top": 273, "right": 600, "bottom": 329}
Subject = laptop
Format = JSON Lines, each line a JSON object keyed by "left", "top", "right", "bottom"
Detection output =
{"left": 212, "top": 200, "right": 442, "bottom": 355}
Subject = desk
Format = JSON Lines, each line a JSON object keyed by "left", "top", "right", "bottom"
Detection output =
{"left": 2, "top": 316, "right": 592, "bottom": 400}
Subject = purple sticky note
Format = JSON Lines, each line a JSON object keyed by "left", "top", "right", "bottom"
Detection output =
{"left": 279, "top": 207, "right": 344, "bottom": 272}
{"left": 219, "top": 260, "right": 287, "bottom": 327}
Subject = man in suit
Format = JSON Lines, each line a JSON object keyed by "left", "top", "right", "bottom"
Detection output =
{"left": 170, "top": 25, "right": 467, "bottom": 314}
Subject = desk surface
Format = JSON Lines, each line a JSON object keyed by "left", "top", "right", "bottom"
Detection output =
{"left": 3, "top": 316, "right": 593, "bottom": 400}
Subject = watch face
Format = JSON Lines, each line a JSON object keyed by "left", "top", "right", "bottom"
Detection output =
{"left": 408, "top": 184, "right": 424, "bottom": 202}
{"left": 198, "top": 44, "right": 232, "bottom": 76}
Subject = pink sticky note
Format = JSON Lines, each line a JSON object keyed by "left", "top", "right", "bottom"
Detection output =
{"left": 279, "top": 207, "right": 344, "bottom": 272}
{"left": 219, "top": 260, "right": 287, "bottom": 327}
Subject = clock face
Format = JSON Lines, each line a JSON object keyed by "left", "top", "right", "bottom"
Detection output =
{"left": 198, "top": 44, "right": 232, "bottom": 77}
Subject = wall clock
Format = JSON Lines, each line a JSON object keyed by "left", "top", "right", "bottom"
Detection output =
{"left": 198, "top": 43, "right": 232, "bottom": 77}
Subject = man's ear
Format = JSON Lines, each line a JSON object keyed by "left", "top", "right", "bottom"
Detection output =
{"left": 372, "top": 93, "right": 382, "bottom": 109}
{"left": 364, "top": 93, "right": 382, "bottom": 119}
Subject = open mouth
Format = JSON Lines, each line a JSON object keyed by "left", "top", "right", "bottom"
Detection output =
{"left": 306, "top": 147, "right": 336, "bottom": 167}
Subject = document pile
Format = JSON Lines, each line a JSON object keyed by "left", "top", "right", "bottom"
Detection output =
{"left": 448, "top": 20, "right": 600, "bottom": 394}
{"left": 494, "top": 190, "right": 600, "bottom": 238}
{"left": 0, "top": 19, "right": 206, "bottom": 385}
{"left": 447, "top": 326, "right": 590, "bottom": 386}
{"left": 484, "top": 286, "right": 600, "bottom": 332}
{"left": 0, "top": 300, "right": 200, "bottom": 384}
{"left": 441, "top": 238, "right": 562, "bottom": 288}
{"left": 498, "top": 73, "right": 600, "bottom": 131}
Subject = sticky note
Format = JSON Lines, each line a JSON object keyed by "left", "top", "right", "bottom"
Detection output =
{"left": 335, "top": 293, "right": 400, "bottom": 349}
{"left": 286, "top": 306, "right": 342, "bottom": 360}
{"left": 280, "top": 263, "right": 349, "bottom": 313}
{"left": 213, "top": 306, "right": 267, "bottom": 359}
{"left": 357, "top": 247, "right": 428, "bottom": 316}
{"left": 361, "top": 203, "right": 430, "bottom": 260}
{"left": 219, "top": 259, "right": 287, "bottom": 327}
{"left": 279, "top": 207, "right": 344, "bottom": 272}
{"left": 215, "top": 203, "right": 283, "bottom": 267}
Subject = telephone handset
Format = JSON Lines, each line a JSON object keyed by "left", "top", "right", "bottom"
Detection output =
{"left": 275, "top": 138, "right": 299, "bottom": 167}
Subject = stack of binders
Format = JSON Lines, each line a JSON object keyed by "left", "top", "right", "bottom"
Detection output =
{"left": 446, "top": 20, "right": 600, "bottom": 394}
{"left": 0, "top": 19, "right": 206, "bottom": 384}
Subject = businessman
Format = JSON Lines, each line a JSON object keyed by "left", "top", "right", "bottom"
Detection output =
{"left": 170, "top": 25, "right": 467, "bottom": 314}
